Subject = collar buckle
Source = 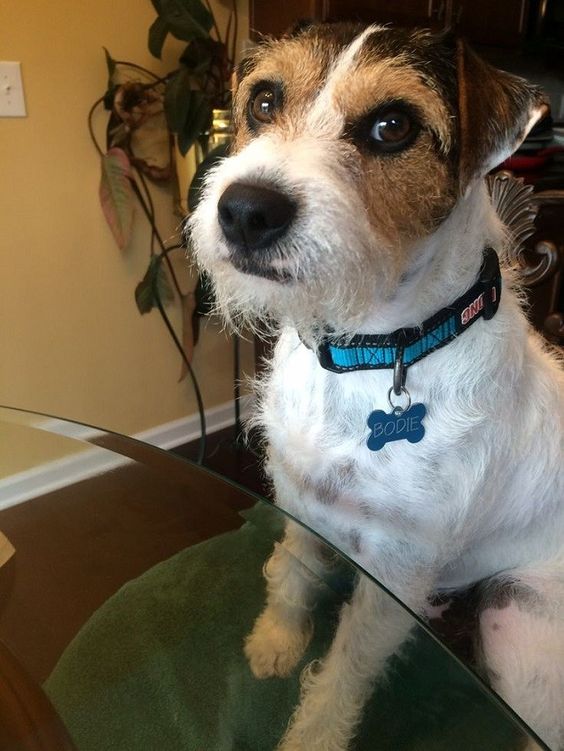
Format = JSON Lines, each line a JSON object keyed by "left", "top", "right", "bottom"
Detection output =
{"left": 479, "top": 247, "right": 501, "bottom": 321}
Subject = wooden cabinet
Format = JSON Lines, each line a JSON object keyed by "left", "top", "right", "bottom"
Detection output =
{"left": 522, "top": 191, "right": 564, "bottom": 346}
{"left": 250, "top": 0, "right": 324, "bottom": 40}
{"left": 325, "top": 0, "right": 441, "bottom": 27}
{"left": 456, "top": 0, "right": 529, "bottom": 47}
{"left": 0, "top": 640, "right": 77, "bottom": 751}
{"left": 249, "top": 0, "right": 530, "bottom": 47}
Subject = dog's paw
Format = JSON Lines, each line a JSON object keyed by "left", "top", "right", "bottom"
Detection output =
{"left": 244, "top": 609, "right": 312, "bottom": 679}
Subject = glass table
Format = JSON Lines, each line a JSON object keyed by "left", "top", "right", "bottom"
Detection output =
{"left": 0, "top": 406, "right": 548, "bottom": 751}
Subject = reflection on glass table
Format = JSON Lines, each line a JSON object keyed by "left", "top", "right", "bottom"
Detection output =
{"left": 0, "top": 407, "right": 548, "bottom": 751}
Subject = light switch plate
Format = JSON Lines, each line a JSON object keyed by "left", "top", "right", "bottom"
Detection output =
{"left": 0, "top": 62, "right": 27, "bottom": 117}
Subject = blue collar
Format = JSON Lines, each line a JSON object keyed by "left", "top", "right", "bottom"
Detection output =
{"left": 316, "top": 248, "right": 502, "bottom": 375}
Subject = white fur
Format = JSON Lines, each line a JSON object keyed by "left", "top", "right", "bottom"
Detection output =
{"left": 189, "top": 130, "right": 389, "bottom": 342}
{"left": 190, "top": 28, "right": 564, "bottom": 751}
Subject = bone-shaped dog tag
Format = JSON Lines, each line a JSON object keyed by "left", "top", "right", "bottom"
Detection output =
{"left": 366, "top": 403, "right": 426, "bottom": 451}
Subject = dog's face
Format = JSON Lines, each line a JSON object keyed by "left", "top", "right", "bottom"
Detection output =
{"left": 190, "top": 24, "right": 545, "bottom": 338}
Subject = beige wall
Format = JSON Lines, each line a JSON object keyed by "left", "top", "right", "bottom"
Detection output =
{"left": 0, "top": 0, "right": 251, "bottom": 438}
{"left": 0, "top": 416, "right": 88, "bottom": 479}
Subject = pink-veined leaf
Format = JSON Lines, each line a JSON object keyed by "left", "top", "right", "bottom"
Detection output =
{"left": 99, "top": 147, "right": 135, "bottom": 250}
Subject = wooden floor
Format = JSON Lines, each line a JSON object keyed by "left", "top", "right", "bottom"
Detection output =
{"left": 173, "top": 425, "right": 268, "bottom": 497}
{"left": 0, "top": 427, "right": 266, "bottom": 684}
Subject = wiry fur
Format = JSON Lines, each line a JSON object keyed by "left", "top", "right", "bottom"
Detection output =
{"left": 189, "top": 22, "right": 562, "bottom": 751}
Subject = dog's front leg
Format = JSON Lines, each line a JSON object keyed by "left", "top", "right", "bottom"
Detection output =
{"left": 278, "top": 566, "right": 433, "bottom": 751}
{"left": 245, "top": 519, "right": 328, "bottom": 679}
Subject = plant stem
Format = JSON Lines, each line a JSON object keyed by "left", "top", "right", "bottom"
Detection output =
{"left": 139, "top": 71, "right": 176, "bottom": 91}
{"left": 203, "top": 0, "right": 223, "bottom": 45}
{"left": 113, "top": 60, "right": 161, "bottom": 79}
{"left": 130, "top": 172, "right": 206, "bottom": 465}
{"left": 152, "top": 266, "right": 207, "bottom": 465}
{"left": 129, "top": 178, "right": 184, "bottom": 300}
{"left": 230, "top": 0, "right": 239, "bottom": 73}
{"left": 87, "top": 97, "right": 106, "bottom": 157}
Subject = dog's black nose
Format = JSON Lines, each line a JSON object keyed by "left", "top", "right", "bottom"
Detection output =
{"left": 217, "top": 183, "right": 296, "bottom": 250}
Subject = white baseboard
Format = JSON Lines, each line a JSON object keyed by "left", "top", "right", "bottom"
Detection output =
{"left": 0, "top": 398, "right": 252, "bottom": 512}
{"left": 135, "top": 398, "right": 249, "bottom": 450}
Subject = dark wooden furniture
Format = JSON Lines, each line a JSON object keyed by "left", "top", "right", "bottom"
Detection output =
{"left": 0, "top": 641, "right": 76, "bottom": 751}
{"left": 522, "top": 190, "right": 564, "bottom": 345}
{"left": 250, "top": 0, "right": 530, "bottom": 47}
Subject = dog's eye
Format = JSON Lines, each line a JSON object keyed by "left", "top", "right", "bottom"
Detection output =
{"left": 249, "top": 88, "right": 277, "bottom": 124}
{"left": 370, "top": 110, "right": 413, "bottom": 145}
{"left": 345, "top": 103, "right": 420, "bottom": 155}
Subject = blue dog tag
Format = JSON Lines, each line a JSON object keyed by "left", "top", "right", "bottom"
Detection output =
{"left": 366, "top": 403, "right": 426, "bottom": 451}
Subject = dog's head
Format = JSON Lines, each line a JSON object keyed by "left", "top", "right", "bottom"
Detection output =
{"left": 189, "top": 23, "right": 546, "bottom": 338}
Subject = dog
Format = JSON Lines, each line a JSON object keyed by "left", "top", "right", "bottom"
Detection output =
{"left": 190, "top": 23, "right": 564, "bottom": 751}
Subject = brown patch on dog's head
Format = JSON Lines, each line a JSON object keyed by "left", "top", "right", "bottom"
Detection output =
{"left": 232, "top": 25, "right": 546, "bottom": 228}
{"left": 231, "top": 26, "right": 361, "bottom": 152}
{"left": 230, "top": 25, "right": 465, "bottom": 254}
{"left": 336, "top": 38, "right": 459, "bottom": 246}
{"left": 203, "top": 24, "right": 548, "bottom": 334}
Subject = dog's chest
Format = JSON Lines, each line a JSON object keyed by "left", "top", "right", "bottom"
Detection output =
{"left": 260, "top": 332, "right": 445, "bottom": 545}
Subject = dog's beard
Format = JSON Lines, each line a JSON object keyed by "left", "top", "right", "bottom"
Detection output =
{"left": 188, "top": 135, "right": 399, "bottom": 343}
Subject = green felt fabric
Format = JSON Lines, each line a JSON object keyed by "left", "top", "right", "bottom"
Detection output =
{"left": 45, "top": 504, "right": 528, "bottom": 751}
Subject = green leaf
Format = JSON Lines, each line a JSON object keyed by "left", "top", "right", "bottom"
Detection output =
{"left": 103, "top": 47, "right": 117, "bottom": 87}
{"left": 178, "top": 91, "right": 211, "bottom": 155}
{"left": 148, "top": 15, "right": 169, "bottom": 59}
{"left": 180, "top": 0, "right": 214, "bottom": 31}
{"left": 164, "top": 69, "right": 212, "bottom": 155}
{"left": 179, "top": 38, "right": 213, "bottom": 74}
{"left": 181, "top": 0, "right": 214, "bottom": 35}
{"left": 164, "top": 68, "right": 193, "bottom": 133}
{"left": 99, "top": 148, "right": 135, "bottom": 250}
{"left": 103, "top": 86, "right": 118, "bottom": 111}
{"left": 134, "top": 275, "right": 154, "bottom": 315}
{"left": 159, "top": 0, "right": 213, "bottom": 41}
{"left": 134, "top": 255, "right": 174, "bottom": 315}
{"left": 102, "top": 48, "right": 118, "bottom": 109}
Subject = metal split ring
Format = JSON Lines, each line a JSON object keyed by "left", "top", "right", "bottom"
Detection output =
{"left": 393, "top": 352, "right": 405, "bottom": 397}
{"left": 387, "top": 385, "right": 411, "bottom": 414}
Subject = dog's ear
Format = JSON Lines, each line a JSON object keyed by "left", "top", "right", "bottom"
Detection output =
{"left": 456, "top": 39, "right": 548, "bottom": 190}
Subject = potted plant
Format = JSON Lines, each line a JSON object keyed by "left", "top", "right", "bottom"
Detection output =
{"left": 88, "top": 0, "right": 240, "bottom": 461}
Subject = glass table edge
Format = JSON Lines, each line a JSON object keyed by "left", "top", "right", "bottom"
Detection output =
{"left": 0, "top": 405, "right": 548, "bottom": 748}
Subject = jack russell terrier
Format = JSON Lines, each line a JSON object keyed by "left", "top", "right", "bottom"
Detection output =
{"left": 190, "top": 22, "right": 564, "bottom": 751}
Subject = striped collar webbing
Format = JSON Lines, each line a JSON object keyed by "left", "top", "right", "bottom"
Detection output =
{"left": 316, "top": 248, "right": 502, "bottom": 374}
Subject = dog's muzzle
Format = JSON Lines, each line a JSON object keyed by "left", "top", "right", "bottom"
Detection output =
{"left": 217, "top": 182, "right": 297, "bottom": 280}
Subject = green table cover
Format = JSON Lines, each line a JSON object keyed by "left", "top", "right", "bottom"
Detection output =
{"left": 45, "top": 504, "right": 529, "bottom": 751}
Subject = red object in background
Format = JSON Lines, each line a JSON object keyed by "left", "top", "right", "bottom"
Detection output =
{"left": 502, "top": 146, "right": 564, "bottom": 172}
